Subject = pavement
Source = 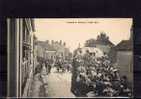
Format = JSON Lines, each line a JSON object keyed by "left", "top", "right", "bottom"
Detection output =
{"left": 29, "top": 73, "right": 43, "bottom": 97}
{"left": 44, "top": 67, "right": 75, "bottom": 97}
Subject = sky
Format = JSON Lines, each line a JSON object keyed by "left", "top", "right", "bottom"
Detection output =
{"left": 34, "top": 18, "right": 132, "bottom": 52}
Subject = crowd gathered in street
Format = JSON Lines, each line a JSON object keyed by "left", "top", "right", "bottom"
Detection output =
{"left": 34, "top": 48, "right": 132, "bottom": 97}
{"left": 71, "top": 49, "right": 132, "bottom": 97}
{"left": 35, "top": 56, "right": 72, "bottom": 75}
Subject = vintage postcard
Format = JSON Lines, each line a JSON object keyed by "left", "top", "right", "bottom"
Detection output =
{"left": 7, "top": 18, "right": 133, "bottom": 98}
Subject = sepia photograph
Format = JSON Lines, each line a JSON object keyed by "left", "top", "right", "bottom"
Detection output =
{"left": 7, "top": 18, "right": 133, "bottom": 98}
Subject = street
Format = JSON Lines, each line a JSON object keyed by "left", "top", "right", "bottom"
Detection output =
{"left": 30, "top": 66, "right": 75, "bottom": 97}
{"left": 45, "top": 67, "right": 75, "bottom": 97}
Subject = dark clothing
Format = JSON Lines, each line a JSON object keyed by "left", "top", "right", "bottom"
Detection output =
{"left": 48, "top": 65, "right": 51, "bottom": 73}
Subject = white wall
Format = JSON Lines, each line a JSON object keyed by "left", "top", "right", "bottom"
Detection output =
{"left": 96, "top": 44, "right": 111, "bottom": 54}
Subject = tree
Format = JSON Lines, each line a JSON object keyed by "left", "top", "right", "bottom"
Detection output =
{"left": 63, "top": 42, "right": 66, "bottom": 46}
{"left": 84, "top": 32, "right": 110, "bottom": 47}
{"left": 84, "top": 38, "right": 96, "bottom": 47}
{"left": 97, "top": 32, "right": 109, "bottom": 41}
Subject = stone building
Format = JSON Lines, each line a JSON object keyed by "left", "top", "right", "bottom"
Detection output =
{"left": 7, "top": 18, "right": 36, "bottom": 97}
{"left": 115, "top": 40, "right": 133, "bottom": 83}
{"left": 109, "top": 25, "right": 133, "bottom": 84}
{"left": 37, "top": 40, "right": 71, "bottom": 61}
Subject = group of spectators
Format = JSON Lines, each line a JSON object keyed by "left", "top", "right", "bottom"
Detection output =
{"left": 55, "top": 57, "right": 72, "bottom": 73}
{"left": 34, "top": 57, "right": 52, "bottom": 75}
{"left": 35, "top": 56, "right": 72, "bottom": 75}
{"left": 71, "top": 50, "right": 132, "bottom": 97}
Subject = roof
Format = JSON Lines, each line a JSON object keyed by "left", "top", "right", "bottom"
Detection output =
{"left": 115, "top": 40, "right": 132, "bottom": 51}
{"left": 85, "top": 38, "right": 114, "bottom": 47}
{"left": 95, "top": 40, "right": 114, "bottom": 46}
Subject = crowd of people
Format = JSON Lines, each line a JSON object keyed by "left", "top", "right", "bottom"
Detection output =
{"left": 35, "top": 49, "right": 132, "bottom": 97}
{"left": 54, "top": 57, "right": 72, "bottom": 73}
{"left": 35, "top": 57, "right": 54, "bottom": 75}
{"left": 71, "top": 50, "right": 132, "bottom": 97}
{"left": 35, "top": 56, "right": 72, "bottom": 75}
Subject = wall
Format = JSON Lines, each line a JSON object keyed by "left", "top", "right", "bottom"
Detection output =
{"left": 96, "top": 44, "right": 111, "bottom": 54}
{"left": 7, "top": 18, "right": 35, "bottom": 97}
{"left": 45, "top": 51, "right": 56, "bottom": 59}
{"left": 37, "top": 45, "right": 45, "bottom": 58}
{"left": 116, "top": 51, "right": 133, "bottom": 84}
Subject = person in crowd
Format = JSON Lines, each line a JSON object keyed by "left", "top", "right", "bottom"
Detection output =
{"left": 83, "top": 50, "right": 90, "bottom": 67}
{"left": 95, "top": 77, "right": 104, "bottom": 96}
{"left": 111, "top": 69, "right": 120, "bottom": 81}
{"left": 103, "top": 82, "right": 115, "bottom": 96}
{"left": 48, "top": 58, "right": 52, "bottom": 73}
{"left": 34, "top": 62, "right": 42, "bottom": 75}
{"left": 119, "top": 75, "right": 132, "bottom": 96}
{"left": 45, "top": 59, "right": 49, "bottom": 74}
{"left": 56, "top": 58, "right": 62, "bottom": 72}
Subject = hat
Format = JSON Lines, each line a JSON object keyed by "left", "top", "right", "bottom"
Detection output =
{"left": 113, "top": 69, "right": 118, "bottom": 72}
{"left": 104, "top": 81, "right": 112, "bottom": 86}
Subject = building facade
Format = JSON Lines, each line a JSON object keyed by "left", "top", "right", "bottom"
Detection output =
{"left": 109, "top": 25, "right": 133, "bottom": 84}
{"left": 115, "top": 40, "right": 133, "bottom": 84}
{"left": 7, "top": 18, "right": 36, "bottom": 97}
{"left": 37, "top": 40, "right": 71, "bottom": 61}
